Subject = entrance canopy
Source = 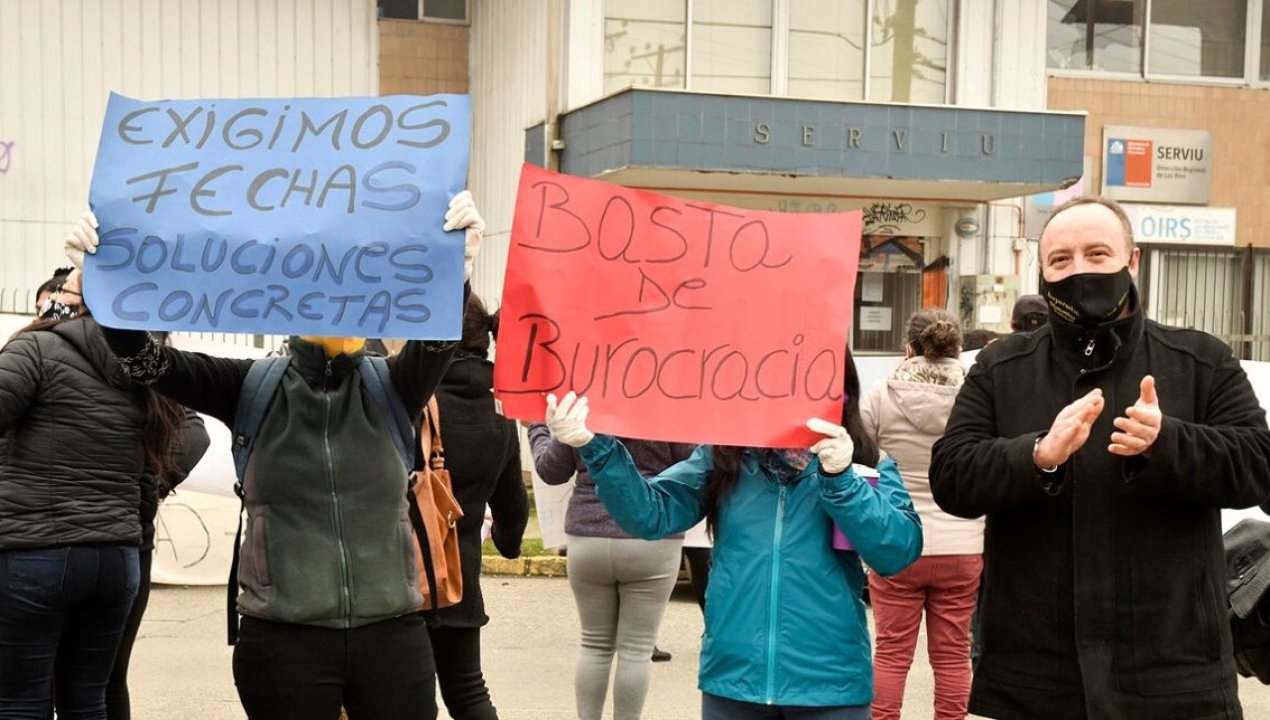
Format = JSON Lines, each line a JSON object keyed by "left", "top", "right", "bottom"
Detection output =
{"left": 527, "top": 88, "right": 1086, "bottom": 204}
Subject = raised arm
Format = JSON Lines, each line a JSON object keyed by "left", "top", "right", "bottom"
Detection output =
{"left": 582, "top": 436, "right": 710, "bottom": 540}
{"left": 1125, "top": 351, "right": 1270, "bottom": 508}
{"left": 527, "top": 423, "right": 581, "bottom": 485}
{"left": 817, "top": 458, "right": 922, "bottom": 576}
{"left": 98, "top": 327, "right": 252, "bottom": 427}
{"left": 929, "top": 361, "right": 1063, "bottom": 519}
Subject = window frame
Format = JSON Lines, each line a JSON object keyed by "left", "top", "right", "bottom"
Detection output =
{"left": 378, "top": 0, "right": 470, "bottom": 25}
{"left": 1047, "top": 0, "right": 1270, "bottom": 87}
{"left": 620, "top": 0, "right": 956, "bottom": 101}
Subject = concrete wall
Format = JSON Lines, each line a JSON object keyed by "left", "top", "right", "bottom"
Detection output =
{"left": 1049, "top": 77, "right": 1270, "bottom": 249}
{"left": 0, "top": 0, "right": 379, "bottom": 316}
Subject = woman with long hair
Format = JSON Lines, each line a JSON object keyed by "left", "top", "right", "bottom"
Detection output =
{"left": 425, "top": 294, "right": 530, "bottom": 720}
{"left": 0, "top": 268, "right": 186, "bottom": 719}
{"left": 543, "top": 348, "right": 922, "bottom": 719}
{"left": 860, "top": 309, "right": 982, "bottom": 720}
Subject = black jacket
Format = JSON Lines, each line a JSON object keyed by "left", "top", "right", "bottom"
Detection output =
{"left": 426, "top": 354, "right": 529, "bottom": 628}
{"left": 0, "top": 317, "right": 147, "bottom": 549}
{"left": 139, "top": 408, "right": 211, "bottom": 551}
{"left": 931, "top": 298, "right": 1270, "bottom": 719}
{"left": 101, "top": 327, "right": 458, "bottom": 629}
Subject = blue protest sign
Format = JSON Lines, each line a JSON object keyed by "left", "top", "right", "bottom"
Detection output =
{"left": 85, "top": 92, "right": 471, "bottom": 339}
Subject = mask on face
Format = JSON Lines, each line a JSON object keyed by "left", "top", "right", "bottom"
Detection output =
{"left": 1040, "top": 266, "right": 1133, "bottom": 327}
{"left": 300, "top": 336, "right": 366, "bottom": 358}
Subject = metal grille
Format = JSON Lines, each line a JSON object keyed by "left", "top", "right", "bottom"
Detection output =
{"left": 1140, "top": 245, "right": 1270, "bottom": 361}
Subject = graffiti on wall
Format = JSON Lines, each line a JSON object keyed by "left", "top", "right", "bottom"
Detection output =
{"left": 0, "top": 141, "right": 13, "bottom": 174}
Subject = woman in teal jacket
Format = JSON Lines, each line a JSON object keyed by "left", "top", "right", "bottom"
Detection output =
{"left": 544, "top": 353, "right": 923, "bottom": 719}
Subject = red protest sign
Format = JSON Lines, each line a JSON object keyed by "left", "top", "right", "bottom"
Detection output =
{"left": 493, "top": 164, "right": 861, "bottom": 448}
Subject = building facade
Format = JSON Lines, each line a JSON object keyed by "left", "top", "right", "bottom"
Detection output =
{"left": 2, "top": 1, "right": 1264, "bottom": 356}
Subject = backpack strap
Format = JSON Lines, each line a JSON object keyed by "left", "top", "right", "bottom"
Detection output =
{"left": 225, "top": 356, "right": 290, "bottom": 646}
{"left": 359, "top": 355, "right": 415, "bottom": 472}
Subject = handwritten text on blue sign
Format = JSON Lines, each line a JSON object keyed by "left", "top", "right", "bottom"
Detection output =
{"left": 86, "top": 93, "right": 471, "bottom": 338}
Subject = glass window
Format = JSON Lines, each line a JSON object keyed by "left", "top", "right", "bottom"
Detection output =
{"left": 788, "top": 0, "right": 867, "bottom": 100}
{"left": 1148, "top": 0, "right": 1246, "bottom": 78}
{"left": 1047, "top": 0, "right": 1146, "bottom": 73}
{"left": 604, "top": 0, "right": 688, "bottom": 94}
{"left": 870, "top": 0, "right": 949, "bottom": 104}
{"left": 378, "top": 0, "right": 418, "bottom": 20}
{"left": 691, "top": 0, "right": 773, "bottom": 94}
{"left": 1263, "top": 2, "right": 1270, "bottom": 80}
{"left": 424, "top": 0, "right": 467, "bottom": 22}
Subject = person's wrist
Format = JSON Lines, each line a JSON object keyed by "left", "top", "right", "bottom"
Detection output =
{"left": 1033, "top": 436, "right": 1060, "bottom": 473}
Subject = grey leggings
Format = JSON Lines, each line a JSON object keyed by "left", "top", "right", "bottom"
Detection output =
{"left": 566, "top": 535, "right": 683, "bottom": 720}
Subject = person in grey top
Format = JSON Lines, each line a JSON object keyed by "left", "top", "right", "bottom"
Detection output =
{"left": 528, "top": 426, "right": 693, "bottom": 720}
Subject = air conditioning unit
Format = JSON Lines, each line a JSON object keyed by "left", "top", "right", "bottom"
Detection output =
{"left": 957, "top": 275, "right": 1020, "bottom": 333}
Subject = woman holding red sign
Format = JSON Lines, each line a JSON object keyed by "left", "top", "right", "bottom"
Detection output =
{"left": 543, "top": 351, "right": 922, "bottom": 720}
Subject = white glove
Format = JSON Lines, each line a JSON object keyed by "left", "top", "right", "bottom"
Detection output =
{"left": 64, "top": 211, "right": 100, "bottom": 270}
{"left": 444, "top": 190, "right": 485, "bottom": 282}
{"left": 545, "top": 392, "right": 594, "bottom": 449}
{"left": 807, "top": 418, "right": 854, "bottom": 475}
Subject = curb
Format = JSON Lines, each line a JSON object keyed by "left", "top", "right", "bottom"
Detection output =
{"left": 482, "top": 555, "right": 567, "bottom": 578}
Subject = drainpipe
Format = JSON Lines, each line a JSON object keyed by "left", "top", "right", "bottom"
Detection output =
{"left": 545, "top": 0, "right": 564, "bottom": 171}
{"left": 990, "top": 201, "right": 1026, "bottom": 276}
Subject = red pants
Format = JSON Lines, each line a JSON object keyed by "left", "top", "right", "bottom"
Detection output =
{"left": 869, "top": 554, "right": 983, "bottom": 720}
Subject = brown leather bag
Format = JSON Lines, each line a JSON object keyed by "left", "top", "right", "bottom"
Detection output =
{"left": 408, "top": 397, "right": 464, "bottom": 610}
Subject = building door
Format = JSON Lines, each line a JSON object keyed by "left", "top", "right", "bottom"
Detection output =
{"left": 852, "top": 236, "right": 926, "bottom": 353}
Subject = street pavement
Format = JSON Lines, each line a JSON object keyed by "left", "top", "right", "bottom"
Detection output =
{"left": 131, "top": 577, "right": 1270, "bottom": 719}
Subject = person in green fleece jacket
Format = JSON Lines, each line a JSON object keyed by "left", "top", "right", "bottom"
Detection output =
{"left": 61, "top": 192, "right": 485, "bottom": 720}
{"left": 543, "top": 348, "right": 923, "bottom": 720}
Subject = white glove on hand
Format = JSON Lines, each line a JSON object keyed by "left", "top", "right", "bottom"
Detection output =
{"left": 545, "top": 392, "right": 594, "bottom": 449}
{"left": 807, "top": 418, "right": 855, "bottom": 475}
{"left": 444, "top": 190, "right": 485, "bottom": 282}
{"left": 64, "top": 211, "right": 100, "bottom": 270}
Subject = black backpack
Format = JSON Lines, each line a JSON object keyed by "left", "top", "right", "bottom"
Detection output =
{"left": 1224, "top": 519, "right": 1270, "bottom": 682}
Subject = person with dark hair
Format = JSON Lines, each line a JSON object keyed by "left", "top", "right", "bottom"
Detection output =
{"left": 527, "top": 420, "right": 694, "bottom": 720}
{"left": 1009, "top": 295, "right": 1048, "bottom": 333}
{"left": 63, "top": 192, "right": 486, "bottom": 720}
{"left": 542, "top": 348, "right": 922, "bottom": 720}
{"left": 959, "top": 328, "right": 999, "bottom": 352}
{"left": 33, "top": 266, "right": 75, "bottom": 316}
{"left": 932, "top": 196, "right": 1270, "bottom": 719}
{"left": 105, "top": 331, "right": 210, "bottom": 720}
{"left": 860, "top": 309, "right": 981, "bottom": 720}
{"left": 0, "top": 268, "right": 188, "bottom": 718}
{"left": 425, "top": 294, "right": 530, "bottom": 720}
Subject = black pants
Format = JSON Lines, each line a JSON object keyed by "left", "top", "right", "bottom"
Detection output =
{"left": 683, "top": 547, "right": 712, "bottom": 613}
{"left": 428, "top": 625, "right": 498, "bottom": 720}
{"left": 0, "top": 545, "right": 139, "bottom": 720}
{"left": 232, "top": 614, "right": 436, "bottom": 720}
{"left": 104, "top": 550, "right": 152, "bottom": 720}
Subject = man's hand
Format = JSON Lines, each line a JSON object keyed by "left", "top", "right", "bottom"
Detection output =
{"left": 444, "top": 190, "right": 485, "bottom": 282}
{"left": 64, "top": 211, "right": 100, "bottom": 270}
{"left": 544, "top": 392, "right": 594, "bottom": 449}
{"left": 1035, "top": 389, "right": 1105, "bottom": 469}
{"left": 1109, "top": 376, "right": 1161, "bottom": 457}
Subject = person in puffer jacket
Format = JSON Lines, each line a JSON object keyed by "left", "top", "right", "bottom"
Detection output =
{"left": 61, "top": 192, "right": 485, "bottom": 720}
{"left": 543, "top": 348, "right": 922, "bottom": 720}
{"left": 860, "top": 309, "right": 982, "bottom": 720}
{"left": 0, "top": 268, "right": 188, "bottom": 719}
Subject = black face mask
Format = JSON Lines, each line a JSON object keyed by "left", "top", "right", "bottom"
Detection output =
{"left": 1040, "top": 266, "right": 1133, "bottom": 327}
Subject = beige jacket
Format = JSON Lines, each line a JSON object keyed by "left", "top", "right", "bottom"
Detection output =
{"left": 861, "top": 356, "right": 984, "bottom": 556}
